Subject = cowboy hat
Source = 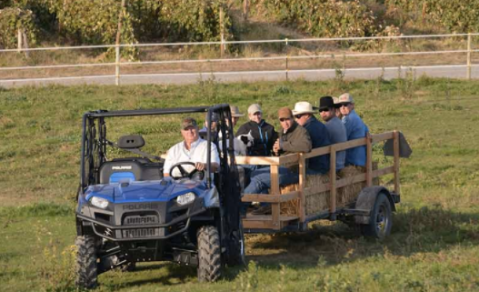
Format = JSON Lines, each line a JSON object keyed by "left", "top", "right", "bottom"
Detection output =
{"left": 292, "top": 101, "right": 316, "bottom": 115}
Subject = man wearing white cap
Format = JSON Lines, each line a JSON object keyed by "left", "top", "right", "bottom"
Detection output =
{"left": 236, "top": 103, "right": 278, "bottom": 157}
{"left": 293, "top": 101, "right": 331, "bottom": 174}
{"left": 337, "top": 93, "right": 369, "bottom": 167}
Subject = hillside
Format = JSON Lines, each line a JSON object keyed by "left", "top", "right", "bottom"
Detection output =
{"left": 1, "top": 78, "right": 479, "bottom": 291}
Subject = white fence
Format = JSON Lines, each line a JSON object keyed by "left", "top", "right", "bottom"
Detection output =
{"left": 0, "top": 33, "right": 478, "bottom": 86}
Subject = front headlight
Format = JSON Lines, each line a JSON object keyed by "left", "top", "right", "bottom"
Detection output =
{"left": 90, "top": 196, "right": 109, "bottom": 209}
{"left": 176, "top": 192, "right": 196, "bottom": 206}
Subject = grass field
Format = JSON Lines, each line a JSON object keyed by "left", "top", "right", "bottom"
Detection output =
{"left": 1, "top": 77, "right": 479, "bottom": 291}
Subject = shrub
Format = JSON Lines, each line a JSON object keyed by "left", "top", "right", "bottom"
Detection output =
{"left": 0, "top": 7, "right": 37, "bottom": 49}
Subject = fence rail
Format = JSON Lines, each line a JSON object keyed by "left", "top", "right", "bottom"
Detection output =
{"left": 0, "top": 32, "right": 477, "bottom": 86}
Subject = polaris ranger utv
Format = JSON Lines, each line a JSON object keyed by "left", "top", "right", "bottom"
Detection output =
{"left": 75, "top": 105, "right": 244, "bottom": 289}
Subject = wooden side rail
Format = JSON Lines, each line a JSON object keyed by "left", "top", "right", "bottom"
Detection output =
{"left": 242, "top": 191, "right": 299, "bottom": 203}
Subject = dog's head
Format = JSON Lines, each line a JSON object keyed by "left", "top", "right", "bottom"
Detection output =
{"left": 239, "top": 130, "right": 254, "bottom": 148}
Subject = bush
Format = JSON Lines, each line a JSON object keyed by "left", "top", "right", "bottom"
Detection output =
{"left": 0, "top": 7, "right": 37, "bottom": 49}
{"left": 252, "top": 0, "right": 377, "bottom": 38}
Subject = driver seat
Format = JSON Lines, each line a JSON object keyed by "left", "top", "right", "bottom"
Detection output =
{"left": 99, "top": 134, "right": 163, "bottom": 184}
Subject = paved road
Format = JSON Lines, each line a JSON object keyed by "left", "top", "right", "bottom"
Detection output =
{"left": 0, "top": 65, "right": 477, "bottom": 88}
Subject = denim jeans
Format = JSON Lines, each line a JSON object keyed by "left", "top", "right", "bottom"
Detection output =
{"left": 240, "top": 166, "right": 299, "bottom": 213}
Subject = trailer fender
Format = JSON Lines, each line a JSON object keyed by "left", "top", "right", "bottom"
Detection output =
{"left": 354, "top": 186, "right": 395, "bottom": 224}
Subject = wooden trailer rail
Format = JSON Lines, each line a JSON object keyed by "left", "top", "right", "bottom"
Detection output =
{"left": 237, "top": 130, "right": 400, "bottom": 231}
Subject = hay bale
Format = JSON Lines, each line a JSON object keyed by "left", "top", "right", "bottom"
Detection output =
{"left": 337, "top": 166, "right": 366, "bottom": 207}
{"left": 279, "top": 174, "right": 330, "bottom": 216}
{"left": 278, "top": 162, "right": 379, "bottom": 216}
{"left": 337, "top": 162, "right": 380, "bottom": 207}
{"left": 279, "top": 184, "right": 299, "bottom": 215}
{"left": 304, "top": 174, "right": 330, "bottom": 215}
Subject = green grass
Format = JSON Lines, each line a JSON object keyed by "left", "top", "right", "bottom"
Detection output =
{"left": 1, "top": 77, "right": 479, "bottom": 291}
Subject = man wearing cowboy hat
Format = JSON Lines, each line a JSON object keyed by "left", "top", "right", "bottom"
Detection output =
{"left": 319, "top": 96, "right": 347, "bottom": 171}
{"left": 293, "top": 101, "right": 331, "bottom": 174}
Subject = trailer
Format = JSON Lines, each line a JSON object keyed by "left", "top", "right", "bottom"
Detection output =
{"left": 237, "top": 131, "right": 408, "bottom": 239}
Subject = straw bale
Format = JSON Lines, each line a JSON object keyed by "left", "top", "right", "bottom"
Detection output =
{"left": 337, "top": 166, "right": 366, "bottom": 207}
{"left": 279, "top": 184, "right": 300, "bottom": 215}
{"left": 304, "top": 174, "right": 330, "bottom": 215}
{"left": 277, "top": 162, "right": 380, "bottom": 216}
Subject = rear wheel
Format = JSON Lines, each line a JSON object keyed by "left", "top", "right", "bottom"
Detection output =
{"left": 76, "top": 235, "right": 98, "bottom": 289}
{"left": 360, "top": 192, "right": 392, "bottom": 240}
{"left": 197, "top": 225, "right": 221, "bottom": 282}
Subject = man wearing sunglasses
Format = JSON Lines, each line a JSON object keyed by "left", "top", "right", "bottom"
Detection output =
{"left": 337, "top": 93, "right": 369, "bottom": 167}
{"left": 292, "top": 101, "right": 331, "bottom": 174}
{"left": 319, "top": 96, "right": 347, "bottom": 171}
{"left": 244, "top": 107, "right": 311, "bottom": 215}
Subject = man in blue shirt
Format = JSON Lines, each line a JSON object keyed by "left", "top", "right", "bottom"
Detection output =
{"left": 337, "top": 93, "right": 369, "bottom": 167}
{"left": 319, "top": 96, "right": 347, "bottom": 171}
{"left": 293, "top": 101, "right": 331, "bottom": 174}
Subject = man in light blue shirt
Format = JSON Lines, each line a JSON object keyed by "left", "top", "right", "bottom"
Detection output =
{"left": 337, "top": 93, "right": 369, "bottom": 167}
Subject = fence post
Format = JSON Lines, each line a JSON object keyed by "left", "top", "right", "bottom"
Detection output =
{"left": 220, "top": 5, "right": 225, "bottom": 58}
{"left": 115, "top": 0, "right": 127, "bottom": 86}
{"left": 467, "top": 32, "right": 472, "bottom": 80}
{"left": 285, "top": 38, "right": 289, "bottom": 81}
{"left": 17, "top": 28, "right": 23, "bottom": 52}
{"left": 115, "top": 45, "right": 120, "bottom": 86}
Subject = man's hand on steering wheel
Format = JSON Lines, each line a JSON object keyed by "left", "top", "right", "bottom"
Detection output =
{"left": 195, "top": 162, "right": 206, "bottom": 171}
{"left": 169, "top": 161, "right": 206, "bottom": 180}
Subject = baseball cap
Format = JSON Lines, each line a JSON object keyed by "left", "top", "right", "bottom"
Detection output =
{"left": 338, "top": 93, "right": 354, "bottom": 103}
{"left": 230, "top": 105, "right": 244, "bottom": 117}
{"left": 278, "top": 107, "right": 292, "bottom": 119}
{"left": 248, "top": 104, "right": 262, "bottom": 115}
{"left": 181, "top": 117, "right": 198, "bottom": 130}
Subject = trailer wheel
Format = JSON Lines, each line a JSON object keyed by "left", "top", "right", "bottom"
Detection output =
{"left": 361, "top": 192, "right": 392, "bottom": 240}
{"left": 197, "top": 225, "right": 222, "bottom": 282}
{"left": 76, "top": 235, "right": 98, "bottom": 289}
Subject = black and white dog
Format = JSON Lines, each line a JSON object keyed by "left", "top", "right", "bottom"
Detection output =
{"left": 219, "top": 130, "right": 254, "bottom": 156}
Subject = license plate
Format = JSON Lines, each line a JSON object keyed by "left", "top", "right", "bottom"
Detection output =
{"left": 124, "top": 215, "right": 158, "bottom": 225}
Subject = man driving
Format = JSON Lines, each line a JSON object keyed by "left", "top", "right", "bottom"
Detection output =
{"left": 163, "top": 117, "right": 220, "bottom": 178}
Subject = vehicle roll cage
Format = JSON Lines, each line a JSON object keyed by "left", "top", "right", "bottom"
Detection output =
{"left": 80, "top": 104, "right": 237, "bottom": 193}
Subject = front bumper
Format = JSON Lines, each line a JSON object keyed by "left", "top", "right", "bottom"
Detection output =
{"left": 76, "top": 197, "right": 211, "bottom": 241}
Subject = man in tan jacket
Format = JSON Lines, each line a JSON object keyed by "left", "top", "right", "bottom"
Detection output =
{"left": 273, "top": 107, "right": 312, "bottom": 156}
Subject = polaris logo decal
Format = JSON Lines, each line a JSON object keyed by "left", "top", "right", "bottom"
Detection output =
{"left": 112, "top": 165, "right": 132, "bottom": 170}
{"left": 123, "top": 203, "right": 159, "bottom": 210}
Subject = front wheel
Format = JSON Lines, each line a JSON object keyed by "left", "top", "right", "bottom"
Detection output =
{"left": 76, "top": 235, "right": 99, "bottom": 289}
{"left": 197, "top": 225, "right": 221, "bottom": 282}
{"left": 360, "top": 192, "right": 393, "bottom": 240}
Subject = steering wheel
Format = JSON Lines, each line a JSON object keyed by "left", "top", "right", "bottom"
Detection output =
{"left": 169, "top": 162, "right": 205, "bottom": 180}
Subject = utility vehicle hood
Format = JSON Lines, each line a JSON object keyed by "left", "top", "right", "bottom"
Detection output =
{"left": 84, "top": 179, "right": 207, "bottom": 203}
